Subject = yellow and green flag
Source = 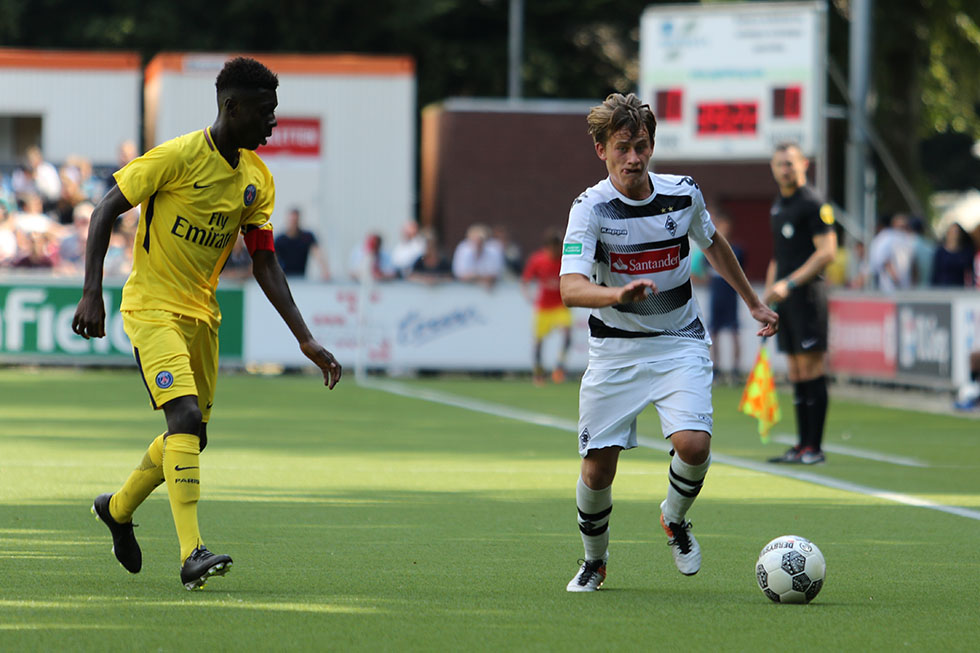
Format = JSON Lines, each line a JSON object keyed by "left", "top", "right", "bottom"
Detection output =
{"left": 739, "top": 347, "right": 781, "bottom": 442}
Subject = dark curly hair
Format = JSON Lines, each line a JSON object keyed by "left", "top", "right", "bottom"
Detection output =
{"left": 215, "top": 57, "right": 279, "bottom": 94}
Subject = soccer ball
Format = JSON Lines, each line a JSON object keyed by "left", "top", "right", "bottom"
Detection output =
{"left": 755, "top": 535, "right": 826, "bottom": 604}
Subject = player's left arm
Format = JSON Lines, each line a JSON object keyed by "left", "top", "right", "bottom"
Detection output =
{"left": 250, "top": 246, "right": 342, "bottom": 388}
{"left": 703, "top": 231, "right": 778, "bottom": 338}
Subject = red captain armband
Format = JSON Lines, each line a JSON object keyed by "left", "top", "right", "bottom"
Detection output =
{"left": 244, "top": 227, "right": 275, "bottom": 255}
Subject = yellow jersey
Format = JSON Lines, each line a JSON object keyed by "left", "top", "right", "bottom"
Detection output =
{"left": 116, "top": 127, "right": 275, "bottom": 326}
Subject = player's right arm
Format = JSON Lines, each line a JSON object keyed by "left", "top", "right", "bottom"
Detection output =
{"left": 558, "top": 194, "right": 656, "bottom": 308}
{"left": 72, "top": 185, "right": 134, "bottom": 339}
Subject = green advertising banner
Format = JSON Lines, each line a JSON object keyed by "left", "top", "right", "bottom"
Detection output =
{"left": 0, "top": 279, "right": 244, "bottom": 364}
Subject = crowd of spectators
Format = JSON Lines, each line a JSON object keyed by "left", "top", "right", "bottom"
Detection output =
{"left": 344, "top": 221, "right": 523, "bottom": 288}
{"left": 6, "top": 143, "right": 976, "bottom": 296}
{"left": 0, "top": 143, "right": 136, "bottom": 276}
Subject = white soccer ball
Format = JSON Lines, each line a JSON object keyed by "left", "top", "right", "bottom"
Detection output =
{"left": 755, "top": 535, "right": 826, "bottom": 604}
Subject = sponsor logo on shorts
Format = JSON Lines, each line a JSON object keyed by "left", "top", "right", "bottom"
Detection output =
{"left": 600, "top": 227, "right": 628, "bottom": 237}
{"left": 579, "top": 427, "right": 591, "bottom": 448}
{"left": 563, "top": 242, "right": 583, "bottom": 256}
{"left": 610, "top": 246, "right": 681, "bottom": 274}
{"left": 243, "top": 184, "right": 257, "bottom": 206}
{"left": 155, "top": 371, "right": 174, "bottom": 389}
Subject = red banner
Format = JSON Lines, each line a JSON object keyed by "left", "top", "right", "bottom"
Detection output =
{"left": 258, "top": 117, "right": 321, "bottom": 157}
{"left": 828, "top": 298, "right": 897, "bottom": 377}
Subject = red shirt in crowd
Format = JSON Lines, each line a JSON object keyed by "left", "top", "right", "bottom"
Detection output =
{"left": 522, "top": 247, "right": 565, "bottom": 310}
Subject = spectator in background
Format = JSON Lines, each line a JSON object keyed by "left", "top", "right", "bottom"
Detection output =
{"left": 14, "top": 192, "right": 58, "bottom": 238}
{"left": 909, "top": 216, "right": 934, "bottom": 287}
{"left": 349, "top": 232, "right": 395, "bottom": 281}
{"left": 103, "top": 207, "right": 139, "bottom": 278}
{"left": 0, "top": 201, "right": 18, "bottom": 265}
{"left": 452, "top": 223, "right": 504, "bottom": 287}
{"left": 23, "top": 145, "right": 63, "bottom": 211}
{"left": 847, "top": 239, "right": 870, "bottom": 289}
{"left": 274, "top": 207, "right": 330, "bottom": 279}
{"left": 521, "top": 228, "right": 572, "bottom": 385}
{"left": 57, "top": 201, "right": 94, "bottom": 275}
{"left": 13, "top": 231, "right": 56, "bottom": 269}
{"left": 54, "top": 160, "right": 90, "bottom": 225}
{"left": 117, "top": 139, "right": 138, "bottom": 170}
{"left": 491, "top": 224, "right": 523, "bottom": 278}
{"left": 704, "top": 212, "right": 744, "bottom": 384}
{"left": 408, "top": 231, "right": 452, "bottom": 284}
{"left": 869, "top": 213, "right": 915, "bottom": 291}
{"left": 931, "top": 222, "right": 975, "bottom": 287}
{"left": 390, "top": 220, "right": 426, "bottom": 278}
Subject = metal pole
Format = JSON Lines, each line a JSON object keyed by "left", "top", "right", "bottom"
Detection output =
{"left": 508, "top": 0, "right": 524, "bottom": 99}
{"left": 846, "top": 0, "right": 874, "bottom": 246}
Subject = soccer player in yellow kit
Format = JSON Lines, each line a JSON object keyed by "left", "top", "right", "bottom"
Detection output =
{"left": 72, "top": 57, "right": 342, "bottom": 590}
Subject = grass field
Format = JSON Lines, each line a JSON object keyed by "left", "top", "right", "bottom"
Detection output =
{"left": 1, "top": 367, "right": 979, "bottom": 652}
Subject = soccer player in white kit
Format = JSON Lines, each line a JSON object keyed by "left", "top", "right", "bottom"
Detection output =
{"left": 562, "top": 93, "right": 778, "bottom": 591}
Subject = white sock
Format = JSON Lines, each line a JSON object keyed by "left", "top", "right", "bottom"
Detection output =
{"left": 663, "top": 454, "right": 711, "bottom": 524}
{"left": 576, "top": 476, "right": 612, "bottom": 562}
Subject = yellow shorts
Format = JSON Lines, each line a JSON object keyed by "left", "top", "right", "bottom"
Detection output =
{"left": 122, "top": 310, "right": 219, "bottom": 422}
{"left": 534, "top": 306, "right": 572, "bottom": 340}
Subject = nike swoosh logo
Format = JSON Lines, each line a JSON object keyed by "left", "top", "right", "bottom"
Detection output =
{"left": 206, "top": 402, "right": 213, "bottom": 409}
{"left": 174, "top": 465, "right": 199, "bottom": 471}
{"left": 801, "top": 338, "right": 819, "bottom": 349}
{"left": 193, "top": 182, "right": 212, "bottom": 189}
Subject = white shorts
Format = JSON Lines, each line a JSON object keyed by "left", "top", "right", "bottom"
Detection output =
{"left": 577, "top": 355, "right": 714, "bottom": 456}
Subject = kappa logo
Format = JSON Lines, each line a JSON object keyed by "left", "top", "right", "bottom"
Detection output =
{"left": 664, "top": 216, "right": 678, "bottom": 236}
{"left": 610, "top": 246, "right": 681, "bottom": 275}
{"left": 579, "top": 428, "right": 591, "bottom": 448}
{"left": 601, "top": 227, "right": 628, "bottom": 237}
{"left": 155, "top": 371, "right": 174, "bottom": 389}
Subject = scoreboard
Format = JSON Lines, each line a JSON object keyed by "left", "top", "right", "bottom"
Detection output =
{"left": 639, "top": 2, "right": 826, "bottom": 161}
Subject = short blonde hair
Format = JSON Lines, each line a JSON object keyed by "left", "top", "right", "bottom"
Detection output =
{"left": 587, "top": 93, "right": 657, "bottom": 146}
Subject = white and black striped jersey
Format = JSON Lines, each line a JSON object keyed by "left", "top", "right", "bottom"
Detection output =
{"left": 560, "top": 171, "right": 715, "bottom": 368}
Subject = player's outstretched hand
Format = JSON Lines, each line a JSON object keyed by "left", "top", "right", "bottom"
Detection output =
{"left": 72, "top": 291, "right": 106, "bottom": 339}
{"left": 617, "top": 279, "right": 657, "bottom": 304}
{"left": 300, "top": 340, "right": 343, "bottom": 389}
{"left": 751, "top": 303, "right": 779, "bottom": 338}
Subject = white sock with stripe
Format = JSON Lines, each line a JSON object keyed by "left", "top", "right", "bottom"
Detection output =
{"left": 576, "top": 476, "right": 612, "bottom": 562}
{"left": 663, "top": 454, "right": 710, "bottom": 524}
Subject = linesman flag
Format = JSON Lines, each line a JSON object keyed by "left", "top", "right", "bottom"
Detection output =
{"left": 739, "top": 346, "right": 781, "bottom": 442}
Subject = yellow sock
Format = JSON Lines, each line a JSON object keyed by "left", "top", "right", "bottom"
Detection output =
{"left": 110, "top": 433, "right": 166, "bottom": 523}
{"left": 163, "top": 433, "right": 203, "bottom": 563}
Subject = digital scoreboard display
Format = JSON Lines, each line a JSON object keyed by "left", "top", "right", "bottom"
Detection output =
{"left": 696, "top": 102, "right": 758, "bottom": 136}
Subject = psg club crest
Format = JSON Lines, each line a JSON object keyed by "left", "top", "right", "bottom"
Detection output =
{"left": 243, "top": 184, "right": 257, "bottom": 206}
{"left": 664, "top": 216, "right": 677, "bottom": 236}
{"left": 155, "top": 371, "right": 174, "bottom": 389}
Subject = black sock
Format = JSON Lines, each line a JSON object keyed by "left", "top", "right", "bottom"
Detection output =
{"left": 803, "top": 376, "right": 828, "bottom": 451}
{"left": 793, "top": 382, "right": 808, "bottom": 449}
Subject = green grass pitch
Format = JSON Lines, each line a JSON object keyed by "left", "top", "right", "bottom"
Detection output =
{"left": 1, "top": 367, "right": 979, "bottom": 651}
